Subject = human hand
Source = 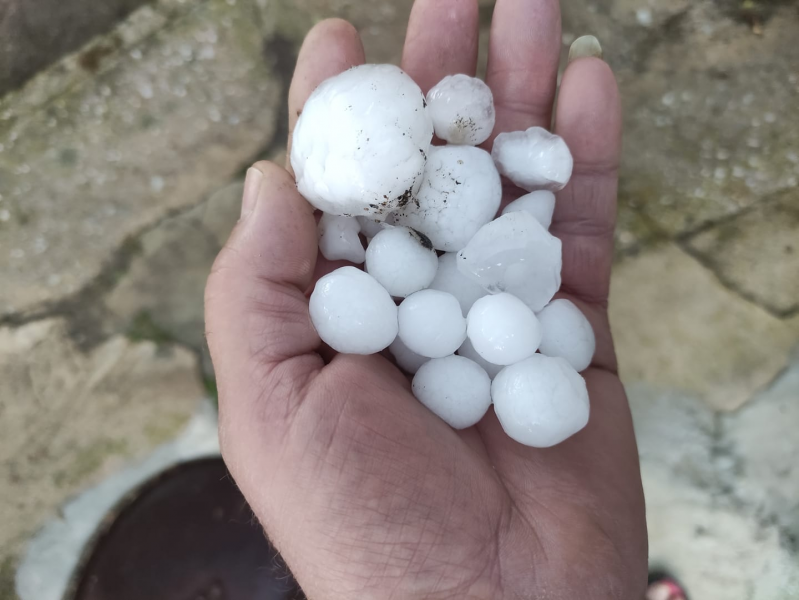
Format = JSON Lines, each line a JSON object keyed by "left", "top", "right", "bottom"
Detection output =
{"left": 205, "top": 1, "right": 647, "bottom": 598}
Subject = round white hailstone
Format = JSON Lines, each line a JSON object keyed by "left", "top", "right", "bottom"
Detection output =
{"left": 389, "top": 336, "right": 430, "bottom": 374}
{"left": 394, "top": 145, "right": 502, "bottom": 252}
{"left": 457, "top": 211, "right": 562, "bottom": 312}
{"left": 536, "top": 299, "right": 596, "bottom": 372}
{"left": 492, "top": 127, "right": 574, "bottom": 192}
{"left": 492, "top": 355, "right": 590, "bottom": 448}
{"left": 398, "top": 290, "right": 467, "bottom": 358}
{"left": 428, "top": 252, "right": 488, "bottom": 316}
{"left": 309, "top": 267, "right": 398, "bottom": 354}
{"left": 466, "top": 293, "right": 542, "bottom": 366}
{"left": 457, "top": 338, "right": 503, "bottom": 379}
{"left": 426, "top": 74, "right": 496, "bottom": 146}
{"left": 501, "top": 190, "right": 557, "bottom": 230}
{"left": 412, "top": 356, "right": 492, "bottom": 429}
{"left": 365, "top": 226, "right": 438, "bottom": 297}
{"left": 318, "top": 213, "right": 365, "bottom": 263}
{"left": 291, "top": 64, "right": 434, "bottom": 217}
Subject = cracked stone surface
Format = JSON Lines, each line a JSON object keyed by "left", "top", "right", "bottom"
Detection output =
{"left": 0, "top": 319, "right": 204, "bottom": 587}
{"left": 0, "top": 0, "right": 281, "bottom": 320}
{"left": 610, "top": 244, "right": 799, "bottom": 411}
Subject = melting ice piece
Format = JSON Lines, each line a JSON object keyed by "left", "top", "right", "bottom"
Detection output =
{"left": 492, "top": 355, "right": 589, "bottom": 448}
{"left": 394, "top": 145, "right": 501, "bottom": 252}
{"left": 501, "top": 190, "right": 556, "bottom": 230}
{"left": 492, "top": 127, "right": 573, "bottom": 191}
{"left": 428, "top": 252, "right": 487, "bottom": 316}
{"left": 457, "top": 211, "right": 562, "bottom": 312}
{"left": 536, "top": 299, "right": 596, "bottom": 372}
{"left": 413, "top": 355, "right": 492, "bottom": 429}
{"left": 365, "top": 226, "right": 438, "bottom": 297}
{"left": 398, "top": 289, "right": 466, "bottom": 359}
{"left": 309, "top": 267, "right": 398, "bottom": 355}
{"left": 426, "top": 74, "right": 496, "bottom": 146}
{"left": 318, "top": 213, "right": 365, "bottom": 263}
{"left": 466, "top": 293, "right": 542, "bottom": 366}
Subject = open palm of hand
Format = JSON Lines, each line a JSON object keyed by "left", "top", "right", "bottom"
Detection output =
{"left": 205, "top": 1, "right": 647, "bottom": 598}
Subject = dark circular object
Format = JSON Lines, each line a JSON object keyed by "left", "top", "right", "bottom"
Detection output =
{"left": 72, "top": 458, "right": 304, "bottom": 600}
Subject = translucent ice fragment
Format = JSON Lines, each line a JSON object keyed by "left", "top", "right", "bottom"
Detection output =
{"left": 492, "top": 127, "right": 573, "bottom": 191}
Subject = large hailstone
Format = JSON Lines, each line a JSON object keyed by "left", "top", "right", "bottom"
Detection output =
{"left": 318, "top": 213, "right": 365, "bottom": 263}
{"left": 389, "top": 336, "right": 430, "bottom": 374}
{"left": 426, "top": 74, "right": 496, "bottom": 146}
{"left": 457, "top": 211, "right": 562, "bottom": 312}
{"left": 412, "top": 356, "right": 492, "bottom": 429}
{"left": 309, "top": 267, "right": 398, "bottom": 354}
{"left": 537, "top": 299, "right": 596, "bottom": 372}
{"left": 365, "top": 226, "right": 438, "bottom": 297}
{"left": 428, "top": 252, "right": 487, "bottom": 316}
{"left": 466, "top": 293, "right": 542, "bottom": 366}
{"left": 394, "top": 145, "right": 502, "bottom": 252}
{"left": 398, "top": 290, "right": 466, "bottom": 358}
{"left": 492, "top": 355, "right": 590, "bottom": 448}
{"left": 492, "top": 127, "right": 573, "bottom": 192}
{"left": 502, "top": 190, "right": 557, "bottom": 230}
{"left": 291, "top": 64, "right": 434, "bottom": 217}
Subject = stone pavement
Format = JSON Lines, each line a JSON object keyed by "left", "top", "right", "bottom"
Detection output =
{"left": 1, "top": 0, "right": 797, "bottom": 598}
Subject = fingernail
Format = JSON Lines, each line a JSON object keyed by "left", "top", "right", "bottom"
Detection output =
{"left": 568, "top": 35, "right": 603, "bottom": 62}
{"left": 241, "top": 167, "right": 264, "bottom": 219}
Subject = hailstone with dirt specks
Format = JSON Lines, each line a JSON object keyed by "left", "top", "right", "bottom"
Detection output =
{"left": 318, "top": 213, "right": 365, "bottom": 263}
{"left": 492, "top": 355, "right": 590, "bottom": 448}
{"left": 398, "top": 290, "right": 466, "bottom": 358}
{"left": 457, "top": 211, "right": 562, "bottom": 312}
{"left": 365, "top": 226, "right": 438, "bottom": 297}
{"left": 309, "top": 267, "right": 397, "bottom": 355}
{"left": 537, "top": 299, "right": 596, "bottom": 372}
{"left": 413, "top": 355, "right": 492, "bottom": 429}
{"left": 492, "top": 127, "right": 573, "bottom": 191}
{"left": 291, "top": 64, "right": 433, "bottom": 217}
{"left": 502, "top": 190, "right": 556, "bottom": 229}
{"left": 395, "top": 145, "right": 502, "bottom": 251}
{"left": 426, "top": 74, "right": 496, "bottom": 146}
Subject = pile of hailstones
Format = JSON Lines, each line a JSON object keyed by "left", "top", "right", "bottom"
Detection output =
{"left": 292, "top": 64, "right": 595, "bottom": 448}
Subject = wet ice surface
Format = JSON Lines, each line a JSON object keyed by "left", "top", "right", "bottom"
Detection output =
{"left": 309, "top": 267, "right": 398, "bottom": 355}
{"left": 492, "top": 355, "right": 590, "bottom": 448}
{"left": 394, "top": 145, "right": 502, "bottom": 252}
{"left": 318, "top": 213, "right": 365, "bottom": 264}
{"left": 426, "top": 74, "right": 496, "bottom": 146}
{"left": 412, "top": 355, "right": 492, "bottom": 429}
{"left": 398, "top": 289, "right": 467, "bottom": 359}
{"left": 365, "top": 226, "right": 438, "bottom": 297}
{"left": 291, "top": 64, "right": 433, "bottom": 217}
{"left": 492, "top": 127, "right": 573, "bottom": 192}
{"left": 457, "top": 211, "right": 562, "bottom": 312}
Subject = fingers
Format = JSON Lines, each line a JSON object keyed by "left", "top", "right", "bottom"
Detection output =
{"left": 287, "top": 19, "right": 366, "bottom": 165}
{"left": 485, "top": 0, "right": 562, "bottom": 141}
{"left": 205, "top": 161, "right": 322, "bottom": 413}
{"left": 551, "top": 55, "right": 622, "bottom": 307}
{"left": 401, "top": 0, "right": 480, "bottom": 94}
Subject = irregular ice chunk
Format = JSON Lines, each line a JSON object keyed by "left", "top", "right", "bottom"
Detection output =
{"left": 412, "top": 355, "right": 492, "bottom": 429}
{"left": 398, "top": 290, "right": 467, "bottom": 358}
{"left": 457, "top": 338, "right": 503, "bottom": 379}
{"left": 426, "top": 74, "right": 496, "bottom": 146}
{"left": 492, "top": 127, "right": 573, "bottom": 191}
{"left": 466, "top": 293, "right": 542, "bottom": 366}
{"left": 318, "top": 213, "right": 365, "bottom": 263}
{"left": 492, "top": 355, "right": 590, "bottom": 448}
{"left": 309, "top": 267, "right": 397, "bottom": 354}
{"left": 365, "top": 226, "right": 438, "bottom": 297}
{"left": 428, "top": 252, "right": 488, "bottom": 316}
{"left": 536, "top": 299, "right": 596, "bottom": 372}
{"left": 501, "top": 190, "right": 556, "bottom": 230}
{"left": 291, "top": 64, "right": 434, "bottom": 217}
{"left": 457, "top": 211, "right": 562, "bottom": 312}
{"left": 389, "top": 336, "right": 430, "bottom": 374}
{"left": 394, "top": 145, "right": 501, "bottom": 252}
